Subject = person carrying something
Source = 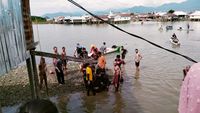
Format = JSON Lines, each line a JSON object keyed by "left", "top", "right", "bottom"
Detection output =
{"left": 86, "top": 63, "right": 96, "bottom": 96}
{"left": 96, "top": 52, "right": 106, "bottom": 75}
{"left": 134, "top": 49, "right": 142, "bottom": 71}
{"left": 74, "top": 43, "right": 82, "bottom": 58}
{"left": 100, "top": 42, "right": 107, "bottom": 54}
{"left": 80, "top": 47, "right": 88, "bottom": 59}
{"left": 112, "top": 62, "right": 121, "bottom": 92}
{"left": 55, "top": 59, "right": 65, "bottom": 85}
{"left": 90, "top": 45, "right": 99, "bottom": 60}
{"left": 61, "top": 46, "right": 67, "bottom": 70}
{"left": 38, "top": 57, "right": 48, "bottom": 94}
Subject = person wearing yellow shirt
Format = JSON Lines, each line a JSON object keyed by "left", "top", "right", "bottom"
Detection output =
{"left": 86, "top": 63, "right": 96, "bottom": 96}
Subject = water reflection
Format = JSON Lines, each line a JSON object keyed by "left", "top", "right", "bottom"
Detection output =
{"left": 134, "top": 70, "right": 140, "bottom": 79}
{"left": 112, "top": 93, "right": 125, "bottom": 113}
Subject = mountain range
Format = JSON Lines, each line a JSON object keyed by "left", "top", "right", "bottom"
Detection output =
{"left": 43, "top": 0, "right": 200, "bottom": 18}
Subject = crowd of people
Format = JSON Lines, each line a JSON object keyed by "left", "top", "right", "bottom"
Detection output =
{"left": 37, "top": 42, "right": 145, "bottom": 96}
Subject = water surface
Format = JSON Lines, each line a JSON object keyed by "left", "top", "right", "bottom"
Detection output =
{"left": 4, "top": 21, "right": 200, "bottom": 113}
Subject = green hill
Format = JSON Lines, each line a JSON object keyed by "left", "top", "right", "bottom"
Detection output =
{"left": 31, "top": 16, "right": 47, "bottom": 23}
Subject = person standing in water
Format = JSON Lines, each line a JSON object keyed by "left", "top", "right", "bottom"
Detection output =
{"left": 134, "top": 49, "right": 142, "bottom": 71}
{"left": 85, "top": 63, "right": 96, "bottom": 96}
{"left": 74, "top": 43, "right": 82, "bottom": 58}
{"left": 121, "top": 46, "right": 128, "bottom": 61}
{"left": 112, "top": 62, "right": 121, "bottom": 92}
{"left": 100, "top": 42, "right": 107, "bottom": 54}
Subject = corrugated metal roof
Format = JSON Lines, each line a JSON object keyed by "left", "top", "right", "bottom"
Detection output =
{"left": 0, "top": 0, "right": 27, "bottom": 75}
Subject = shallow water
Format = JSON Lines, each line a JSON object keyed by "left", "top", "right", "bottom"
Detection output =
{"left": 3, "top": 21, "right": 200, "bottom": 113}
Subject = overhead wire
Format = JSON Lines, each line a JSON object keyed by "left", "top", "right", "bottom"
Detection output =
{"left": 67, "top": 0, "right": 198, "bottom": 63}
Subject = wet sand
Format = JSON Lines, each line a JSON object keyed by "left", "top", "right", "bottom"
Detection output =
{"left": 0, "top": 62, "right": 114, "bottom": 107}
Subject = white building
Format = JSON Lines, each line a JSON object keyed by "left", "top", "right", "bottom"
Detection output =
{"left": 54, "top": 16, "right": 65, "bottom": 23}
{"left": 189, "top": 11, "right": 200, "bottom": 21}
{"left": 113, "top": 13, "right": 131, "bottom": 22}
{"left": 70, "top": 16, "right": 87, "bottom": 24}
{"left": 155, "top": 12, "right": 167, "bottom": 17}
{"left": 173, "top": 11, "right": 187, "bottom": 16}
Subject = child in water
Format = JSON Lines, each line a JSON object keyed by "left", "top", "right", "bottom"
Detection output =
{"left": 112, "top": 63, "right": 121, "bottom": 92}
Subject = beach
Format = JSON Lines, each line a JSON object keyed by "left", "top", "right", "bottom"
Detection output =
{"left": 0, "top": 62, "right": 94, "bottom": 106}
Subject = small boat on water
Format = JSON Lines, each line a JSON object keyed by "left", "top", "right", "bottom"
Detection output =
{"left": 177, "top": 27, "right": 183, "bottom": 31}
{"left": 88, "top": 46, "right": 120, "bottom": 57}
{"left": 166, "top": 26, "right": 173, "bottom": 30}
{"left": 170, "top": 37, "right": 180, "bottom": 46}
{"left": 105, "top": 46, "right": 120, "bottom": 55}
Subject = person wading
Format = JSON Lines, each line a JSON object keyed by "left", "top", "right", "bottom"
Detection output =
{"left": 86, "top": 63, "right": 96, "bottom": 96}
{"left": 134, "top": 49, "right": 142, "bottom": 71}
{"left": 112, "top": 62, "right": 121, "bottom": 92}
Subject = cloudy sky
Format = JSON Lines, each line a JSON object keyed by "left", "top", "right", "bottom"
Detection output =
{"left": 30, "top": 0, "right": 186, "bottom": 16}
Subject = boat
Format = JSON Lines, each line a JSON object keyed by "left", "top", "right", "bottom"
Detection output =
{"left": 104, "top": 45, "right": 121, "bottom": 55}
{"left": 88, "top": 46, "right": 121, "bottom": 57}
{"left": 177, "top": 27, "right": 184, "bottom": 31}
{"left": 170, "top": 38, "right": 180, "bottom": 46}
{"left": 166, "top": 26, "right": 173, "bottom": 30}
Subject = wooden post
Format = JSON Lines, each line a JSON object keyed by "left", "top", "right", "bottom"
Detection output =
{"left": 31, "top": 54, "right": 40, "bottom": 99}
{"left": 21, "top": 0, "right": 40, "bottom": 99}
{"left": 26, "top": 57, "right": 36, "bottom": 98}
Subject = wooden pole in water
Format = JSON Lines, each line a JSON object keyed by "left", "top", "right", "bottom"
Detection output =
{"left": 21, "top": 0, "right": 40, "bottom": 99}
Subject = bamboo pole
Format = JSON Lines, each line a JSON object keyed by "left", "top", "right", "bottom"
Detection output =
{"left": 30, "top": 50, "right": 97, "bottom": 64}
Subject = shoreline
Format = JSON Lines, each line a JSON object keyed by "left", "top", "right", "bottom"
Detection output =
{"left": 0, "top": 62, "right": 113, "bottom": 107}
{"left": 32, "top": 20, "right": 200, "bottom": 25}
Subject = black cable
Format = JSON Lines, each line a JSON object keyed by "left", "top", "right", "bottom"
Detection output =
{"left": 67, "top": 0, "right": 198, "bottom": 63}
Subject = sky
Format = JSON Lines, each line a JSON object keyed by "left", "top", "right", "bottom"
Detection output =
{"left": 30, "top": 0, "right": 186, "bottom": 16}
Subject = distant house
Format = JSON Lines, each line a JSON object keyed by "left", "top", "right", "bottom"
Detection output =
{"left": 91, "top": 15, "right": 109, "bottom": 23}
{"left": 54, "top": 16, "right": 65, "bottom": 24}
{"left": 107, "top": 11, "right": 131, "bottom": 23}
{"left": 162, "top": 13, "right": 178, "bottom": 21}
{"left": 64, "top": 16, "right": 71, "bottom": 24}
{"left": 189, "top": 11, "right": 200, "bottom": 21}
{"left": 136, "top": 13, "right": 155, "bottom": 21}
{"left": 173, "top": 11, "right": 188, "bottom": 20}
{"left": 70, "top": 16, "right": 87, "bottom": 24}
{"left": 113, "top": 13, "right": 131, "bottom": 23}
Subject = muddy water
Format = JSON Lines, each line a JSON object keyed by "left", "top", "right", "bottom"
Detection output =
{"left": 3, "top": 21, "right": 200, "bottom": 113}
